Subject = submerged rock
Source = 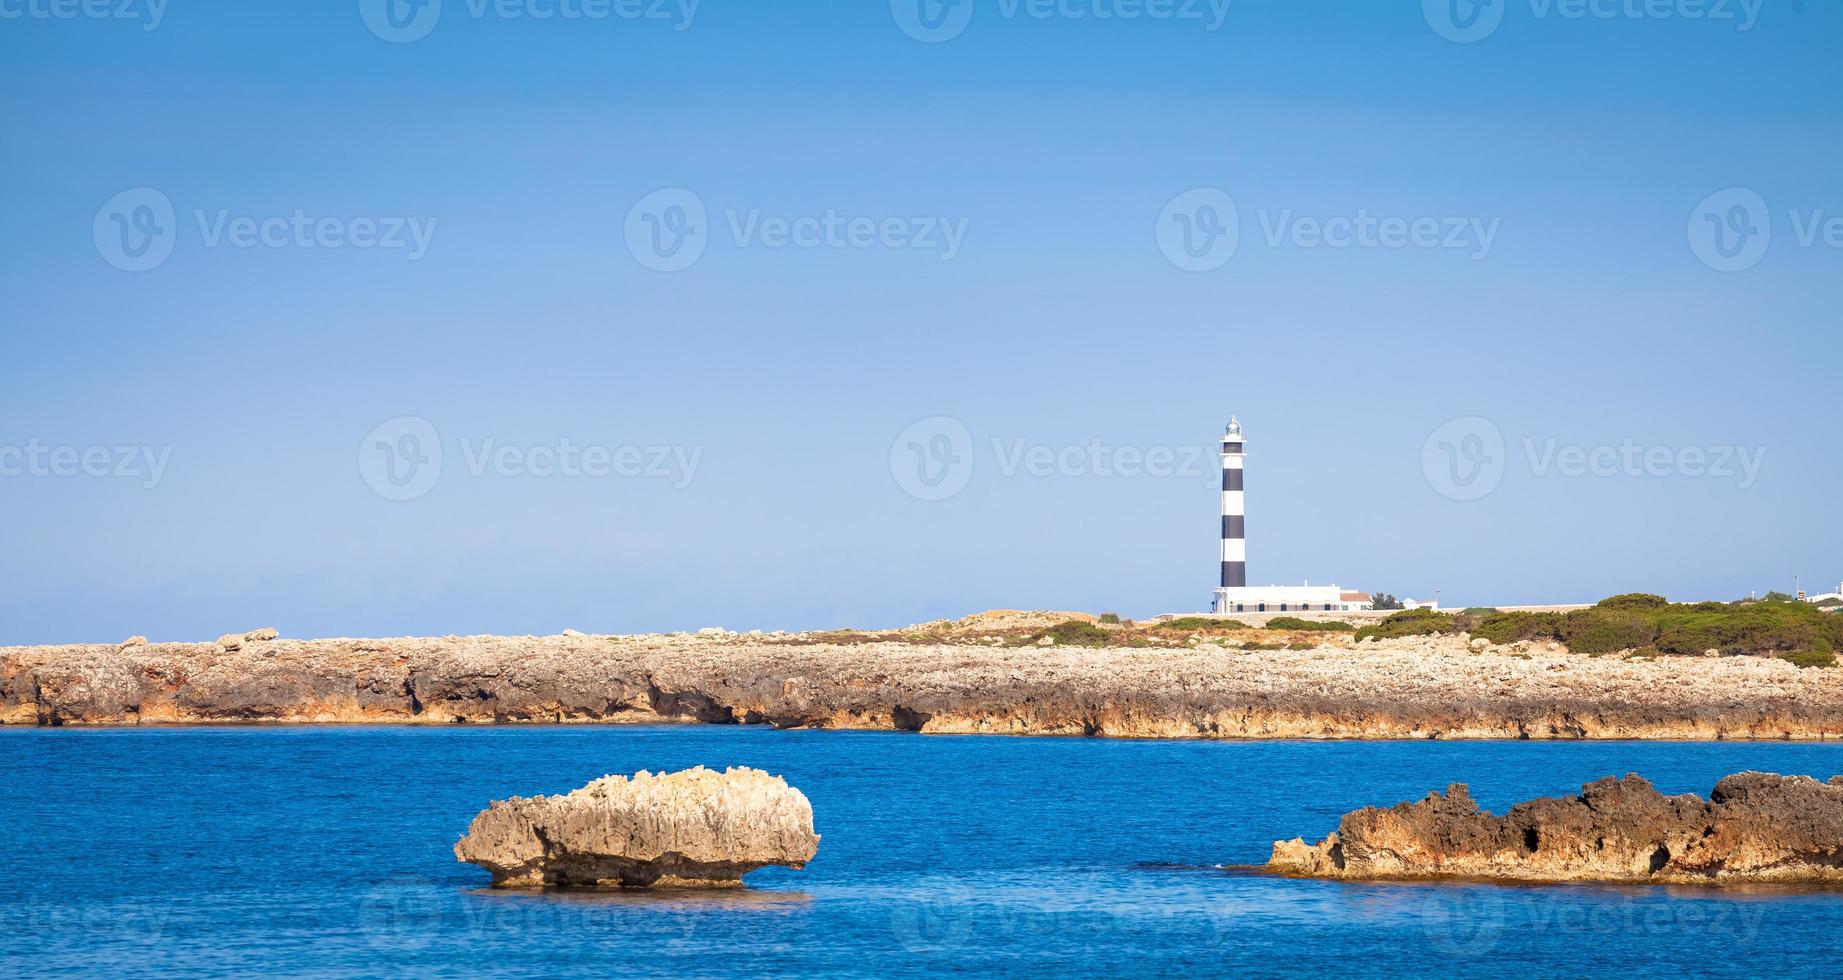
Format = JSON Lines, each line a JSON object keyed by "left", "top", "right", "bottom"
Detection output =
{"left": 454, "top": 766, "right": 819, "bottom": 888}
{"left": 1270, "top": 771, "right": 1843, "bottom": 885}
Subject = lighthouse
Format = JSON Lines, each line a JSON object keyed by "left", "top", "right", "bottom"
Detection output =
{"left": 1210, "top": 415, "right": 1373, "bottom": 615}
{"left": 1220, "top": 416, "right": 1246, "bottom": 589}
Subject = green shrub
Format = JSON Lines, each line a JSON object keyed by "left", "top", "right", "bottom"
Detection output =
{"left": 1098, "top": 612, "right": 1122, "bottom": 625}
{"left": 1156, "top": 617, "right": 1239, "bottom": 631}
{"left": 1561, "top": 609, "right": 1658, "bottom": 654}
{"left": 1471, "top": 611, "right": 1565, "bottom": 645}
{"left": 1354, "top": 609, "right": 1459, "bottom": 642}
{"left": 1031, "top": 621, "right": 1113, "bottom": 648}
{"left": 1362, "top": 595, "right": 1843, "bottom": 658}
{"left": 1652, "top": 601, "right": 1837, "bottom": 657}
{"left": 1782, "top": 649, "right": 1837, "bottom": 669}
{"left": 1596, "top": 593, "right": 1670, "bottom": 610}
{"left": 1462, "top": 607, "right": 1501, "bottom": 617}
{"left": 1265, "top": 616, "right": 1355, "bottom": 632}
{"left": 1816, "top": 598, "right": 1842, "bottom": 609}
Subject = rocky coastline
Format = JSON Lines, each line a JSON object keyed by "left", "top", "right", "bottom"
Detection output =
{"left": 1268, "top": 772, "right": 1843, "bottom": 885}
{"left": 6, "top": 613, "right": 1843, "bottom": 739}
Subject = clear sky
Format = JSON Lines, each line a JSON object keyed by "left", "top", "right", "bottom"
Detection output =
{"left": 2, "top": 0, "right": 1839, "bottom": 643}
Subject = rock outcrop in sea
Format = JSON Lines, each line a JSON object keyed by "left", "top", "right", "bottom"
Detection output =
{"left": 1269, "top": 771, "right": 1843, "bottom": 885}
{"left": 454, "top": 766, "right": 820, "bottom": 888}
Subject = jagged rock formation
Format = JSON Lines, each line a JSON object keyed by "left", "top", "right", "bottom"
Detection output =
{"left": 1270, "top": 772, "right": 1843, "bottom": 884}
{"left": 3, "top": 626, "right": 1843, "bottom": 738}
{"left": 454, "top": 766, "right": 820, "bottom": 888}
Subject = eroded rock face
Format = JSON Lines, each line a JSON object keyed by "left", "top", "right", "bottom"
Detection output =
{"left": 454, "top": 766, "right": 820, "bottom": 888}
{"left": 5, "top": 628, "right": 1843, "bottom": 739}
{"left": 1270, "top": 772, "right": 1843, "bottom": 885}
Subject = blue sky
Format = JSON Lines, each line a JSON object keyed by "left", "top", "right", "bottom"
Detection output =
{"left": 2, "top": 0, "right": 1839, "bottom": 642}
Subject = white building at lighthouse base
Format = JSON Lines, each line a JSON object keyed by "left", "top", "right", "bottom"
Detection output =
{"left": 1213, "top": 584, "right": 1373, "bottom": 614}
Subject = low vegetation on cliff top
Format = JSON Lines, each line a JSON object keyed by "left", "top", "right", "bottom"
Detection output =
{"left": 1351, "top": 608, "right": 1459, "bottom": 641}
{"left": 1008, "top": 615, "right": 1355, "bottom": 650}
{"left": 1026, "top": 621, "right": 1115, "bottom": 647}
{"left": 1359, "top": 593, "right": 1841, "bottom": 667}
{"left": 1153, "top": 617, "right": 1240, "bottom": 632}
{"left": 1262, "top": 617, "right": 1355, "bottom": 633}
{"left": 789, "top": 599, "right": 1838, "bottom": 665}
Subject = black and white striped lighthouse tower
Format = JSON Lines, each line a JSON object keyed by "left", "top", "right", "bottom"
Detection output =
{"left": 1220, "top": 416, "right": 1246, "bottom": 589}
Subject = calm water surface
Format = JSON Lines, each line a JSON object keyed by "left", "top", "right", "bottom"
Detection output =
{"left": 4, "top": 727, "right": 1841, "bottom": 977}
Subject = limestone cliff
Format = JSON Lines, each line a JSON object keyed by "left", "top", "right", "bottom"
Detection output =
{"left": 4, "top": 626, "right": 1843, "bottom": 739}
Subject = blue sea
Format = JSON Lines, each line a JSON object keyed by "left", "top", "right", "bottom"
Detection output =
{"left": 5, "top": 727, "right": 1841, "bottom": 977}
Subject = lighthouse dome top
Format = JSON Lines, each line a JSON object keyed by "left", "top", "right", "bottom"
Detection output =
{"left": 1225, "top": 416, "right": 1242, "bottom": 437}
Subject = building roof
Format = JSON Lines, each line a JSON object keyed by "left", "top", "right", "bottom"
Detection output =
{"left": 1340, "top": 591, "right": 1371, "bottom": 602}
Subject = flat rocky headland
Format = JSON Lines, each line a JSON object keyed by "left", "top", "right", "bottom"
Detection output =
{"left": 5, "top": 612, "right": 1842, "bottom": 738}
